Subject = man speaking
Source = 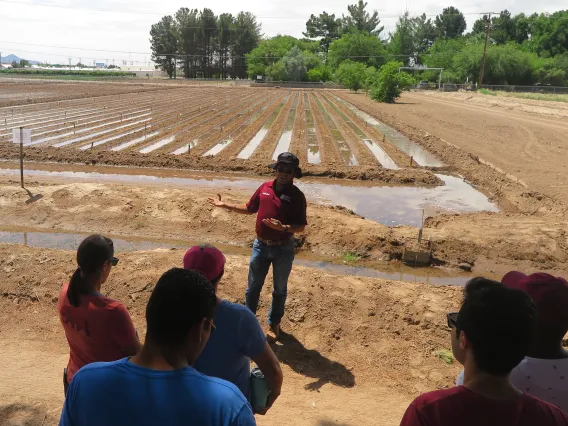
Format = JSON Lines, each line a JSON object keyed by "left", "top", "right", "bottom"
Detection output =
{"left": 208, "top": 152, "right": 307, "bottom": 341}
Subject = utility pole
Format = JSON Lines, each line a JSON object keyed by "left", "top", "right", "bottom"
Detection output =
{"left": 478, "top": 13, "right": 493, "bottom": 89}
{"left": 68, "top": 58, "right": 72, "bottom": 70}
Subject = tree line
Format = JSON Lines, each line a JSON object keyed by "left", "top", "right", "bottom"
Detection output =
{"left": 149, "top": 8, "right": 261, "bottom": 79}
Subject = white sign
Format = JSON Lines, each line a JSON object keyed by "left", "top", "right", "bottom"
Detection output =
{"left": 12, "top": 128, "right": 31, "bottom": 145}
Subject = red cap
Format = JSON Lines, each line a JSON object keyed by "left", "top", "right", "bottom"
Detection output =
{"left": 502, "top": 271, "right": 568, "bottom": 328}
{"left": 183, "top": 245, "right": 226, "bottom": 283}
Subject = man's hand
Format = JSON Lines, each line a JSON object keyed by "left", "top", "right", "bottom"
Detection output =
{"left": 207, "top": 193, "right": 226, "bottom": 208}
{"left": 262, "top": 218, "right": 288, "bottom": 232}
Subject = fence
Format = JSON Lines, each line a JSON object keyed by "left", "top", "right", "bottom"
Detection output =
{"left": 435, "top": 83, "right": 568, "bottom": 94}
{"left": 251, "top": 81, "right": 344, "bottom": 89}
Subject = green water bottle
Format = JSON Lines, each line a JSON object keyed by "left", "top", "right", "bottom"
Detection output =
{"left": 250, "top": 367, "right": 270, "bottom": 413}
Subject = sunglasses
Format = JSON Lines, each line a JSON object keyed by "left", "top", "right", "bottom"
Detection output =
{"left": 276, "top": 167, "right": 294, "bottom": 175}
{"left": 110, "top": 257, "right": 119, "bottom": 266}
{"left": 447, "top": 312, "right": 459, "bottom": 329}
{"left": 205, "top": 318, "right": 216, "bottom": 333}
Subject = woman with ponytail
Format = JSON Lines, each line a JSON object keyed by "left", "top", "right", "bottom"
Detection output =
{"left": 57, "top": 235, "right": 141, "bottom": 395}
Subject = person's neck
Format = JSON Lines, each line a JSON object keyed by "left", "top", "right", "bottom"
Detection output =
{"left": 462, "top": 367, "right": 521, "bottom": 401}
{"left": 274, "top": 180, "right": 292, "bottom": 191}
{"left": 130, "top": 341, "right": 190, "bottom": 371}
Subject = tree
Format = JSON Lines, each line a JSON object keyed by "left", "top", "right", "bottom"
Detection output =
{"left": 525, "top": 11, "right": 568, "bottom": 57}
{"left": 231, "top": 12, "right": 262, "bottom": 79}
{"left": 388, "top": 11, "right": 415, "bottom": 66}
{"left": 491, "top": 10, "right": 516, "bottom": 44}
{"left": 217, "top": 13, "right": 234, "bottom": 79}
{"left": 435, "top": 7, "right": 466, "bottom": 39}
{"left": 342, "top": 0, "right": 383, "bottom": 36}
{"left": 282, "top": 46, "right": 307, "bottom": 81}
{"left": 335, "top": 60, "right": 367, "bottom": 91}
{"left": 150, "top": 15, "right": 178, "bottom": 78}
{"left": 328, "top": 32, "right": 388, "bottom": 69}
{"left": 303, "top": 12, "right": 343, "bottom": 57}
{"left": 197, "top": 9, "right": 217, "bottom": 78}
{"left": 413, "top": 14, "right": 437, "bottom": 61}
{"left": 175, "top": 8, "right": 199, "bottom": 78}
{"left": 471, "top": 15, "right": 490, "bottom": 36}
{"left": 370, "top": 61, "right": 415, "bottom": 103}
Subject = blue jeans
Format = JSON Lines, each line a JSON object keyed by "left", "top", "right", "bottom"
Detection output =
{"left": 246, "top": 239, "right": 295, "bottom": 325}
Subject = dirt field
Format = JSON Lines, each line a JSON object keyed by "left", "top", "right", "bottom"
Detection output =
{"left": 1, "top": 82, "right": 568, "bottom": 426}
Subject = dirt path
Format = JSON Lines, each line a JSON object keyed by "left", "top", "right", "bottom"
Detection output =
{"left": 340, "top": 91, "right": 568, "bottom": 204}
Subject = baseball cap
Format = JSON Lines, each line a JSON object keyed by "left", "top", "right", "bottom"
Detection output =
{"left": 183, "top": 245, "right": 226, "bottom": 283}
{"left": 268, "top": 152, "right": 303, "bottom": 178}
{"left": 502, "top": 271, "right": 568, "bottom": 328}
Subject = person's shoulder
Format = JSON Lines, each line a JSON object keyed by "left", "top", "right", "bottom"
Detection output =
{"left": 410, "top": 386, "right": 467, "bottom": 410}
{"left": 194, "top": 371, "right": 250, "bottom": 404}
{"left": 521, "top": 393, "right": 568, "bottom": 422}
{"left": 74, "top": 359, "right": 128, "bottom": 380}
{"left": 221, "top": 301, "right": 262, "bottom": 324}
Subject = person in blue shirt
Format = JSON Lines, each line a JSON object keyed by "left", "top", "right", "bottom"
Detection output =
{"left": 59, "top": 268, "right": 256, "bottom": 426}
{"left": 184, "top": 245, "right": 283, "bottom": 414}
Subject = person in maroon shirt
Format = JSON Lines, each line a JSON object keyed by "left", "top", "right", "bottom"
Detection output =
{"left": 400, "top": 277, "right": 568, "bottom": 426}
{"left": 208, "top": 152, "right": 307, "bottom": 340}
{"left": 58, "top": 235, "right": 141, "bottom": 395}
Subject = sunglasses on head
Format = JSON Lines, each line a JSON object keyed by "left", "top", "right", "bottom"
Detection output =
{"left": 447, "top": 312, "right": 459, "bottom": 329}
{"left": 110, "top": 257, "right": 119, "bottom": 266}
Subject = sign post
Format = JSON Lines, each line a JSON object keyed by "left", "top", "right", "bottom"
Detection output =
{"left": 12, "top": 127, "right": 31, "bottom": 189}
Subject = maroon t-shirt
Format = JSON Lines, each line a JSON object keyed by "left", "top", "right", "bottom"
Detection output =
{"left": 400, "top": 386, "right": 568, "bottom": 426}
{"left": 246, "top": 180, "right": 307, "bottom": 241}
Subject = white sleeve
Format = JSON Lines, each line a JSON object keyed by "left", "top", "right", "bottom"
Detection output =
{"left": 456, "top": 369, "right": 465, "bottom": 385}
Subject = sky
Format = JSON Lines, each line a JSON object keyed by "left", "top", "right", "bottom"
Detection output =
{"left": 0, "top": 0, "right": 566, "bottom": 66}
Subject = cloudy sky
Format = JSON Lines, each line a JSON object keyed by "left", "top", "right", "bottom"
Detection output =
{"left": 0, "top": 0, "right": 565, "bottom": 66}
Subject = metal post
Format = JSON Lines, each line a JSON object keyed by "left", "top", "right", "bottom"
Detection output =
{"left": 438, "top": 69, "right": 443, "bottom": 90}
{"left": 478, "top": 14, "right": 491, "bottom": 89}
{"left": 19, "top": 127, "right": 24, "bottom": 189}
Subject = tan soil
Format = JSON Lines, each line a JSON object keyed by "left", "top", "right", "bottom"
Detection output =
{"left": 309, "top": 92, "right": 343, "bottom": 165}
{"left": 0, "top": 243, "right": 463, "bottom": 426}
{"left": 288, "top": 91, "right": 309, "bottom": 166}
{"left": 337, "top": 91, "right": 568, "bottom": 205}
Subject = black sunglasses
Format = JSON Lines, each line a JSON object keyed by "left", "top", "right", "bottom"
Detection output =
{"left": 276, "top": 167, "right": 294, "bottom": 175}
{"left": 205, "top": 318, "right": 216, "bottom": 333}
{"left": 447, "top": 312, "right": 459, "bottom": 329}
{"left": 110, "top": 257, "right": 119, "bottom": 266}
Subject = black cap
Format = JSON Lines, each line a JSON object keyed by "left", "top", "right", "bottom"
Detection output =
{"left": 268, "top": 152, "right": 303, "bottom": 178}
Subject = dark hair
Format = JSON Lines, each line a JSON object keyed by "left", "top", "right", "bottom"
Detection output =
{"left": 457, "top": 277, "right": 537, "bottom": 376}
{"left": 145, "top": 268, "right": 216, "bottom": 348}
{"left": 67, "top": 235, "right": 114, "bottom": 307}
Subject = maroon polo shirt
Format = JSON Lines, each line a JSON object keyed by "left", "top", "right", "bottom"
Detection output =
{"left": 246, "top": 180, "right": 307, "bottom": 241}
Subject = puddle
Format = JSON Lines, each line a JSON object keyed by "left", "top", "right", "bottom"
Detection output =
{"left": 79, "top": 126, "right": 151, "bottom": 150}
{"left": 333, "top": 96, "right": 444, "bottom": 167}
{"left": 304, "top": 95, "right": 321, "bottom": 165}
{"left": 237, "top": 128, "right": 269, "bottom": 159}
{"left": 0, "top": 168, "right": 498, "bottom": 226}
{"left": 363, "top": 139, "right": 399, "bottom": 170}
{"left": 272, "top": 93, "right": 298, "bottom": 160}
{"left": 203, "top": 139, "right": 232, "bottom": 156}
{"left": 313, "top": 95, "right": 358, "bottom": 166}
{"left": 170, "top": 139, "right": 200, "bottom": 155}
{"left": 140, "top": 136, "right": 176, "bottom": 154}
{"left": 0, "top": 229, "right": 472, "bottom": 286}
{"left": 111, "top": 131, "right": 160, "bottom": 151}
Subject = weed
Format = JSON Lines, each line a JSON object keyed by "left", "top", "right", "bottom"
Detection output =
{"left": 478, "top": 88, "right": 497, "bottom": 96}
{"left": 434, "top": 349, "right": 454, "bottom": 365}
{"left": 342, "top": 252, "right": 361, "bottom": 262}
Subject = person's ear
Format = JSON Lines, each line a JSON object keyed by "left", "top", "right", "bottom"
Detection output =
{"left": 198, "top": 318, "right": 208, "bottom": 343}
{"left": 459, "top": 330, "right": 468, "bottom": 351}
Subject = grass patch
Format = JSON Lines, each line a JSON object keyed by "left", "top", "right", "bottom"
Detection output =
{"left": 342, "top": 252, "right": 361, "bottom": 262}
{"left": 434, "top": 349, "right": 454, "bottom": 365}
{"left": 478, "top": 88, "right": 568, "bottom": 103}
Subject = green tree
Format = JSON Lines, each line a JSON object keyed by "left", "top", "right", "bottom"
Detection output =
{"left": 231, "top": 12, "right": 262, "bottom": 79}
{"left": 150, "top": 15, "right": 179, "bottom": 78}
{"left": 303, "top": 12, "right": 343, "bottom": 57}
{"left": 342, "top": 0, "right": 383, "bottom": 36}
{"left": 491, "top": 10, "right": 516, "bottom": 44}
{"left": 335, "top": 60, "right": 367, "bottom": 91}
{"left": 217, "top": 13, "right": 234, "bottom": 79}
{"left": 175, "top": 8, "right": 199, "bottom": 78}
{"left": 388, "top": 11, "right": 415, "bottom": 66}
{"left": 525, "top": 11, "right": 568, "bottom": 57}
{"left": 413, "top": 14, "right": 437, "bottom": 62}
{"left": 435, "top": 7, "right": 467, "bottom": 39}
{"left": 282, "top": 46, "right": 307, "bottom": 81}
{"left": 471, "top": 15, "right": 490, "bottom": 35}
{"left": 328, "top": 31, "right": 388, "bottom": 69}
{"left": 370, "top": 61, "right": 415, "bottom": 103}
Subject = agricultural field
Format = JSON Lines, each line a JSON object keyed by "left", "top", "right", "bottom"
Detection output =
{"left": 0, "top": 86, "right": 445, "bottom": 183}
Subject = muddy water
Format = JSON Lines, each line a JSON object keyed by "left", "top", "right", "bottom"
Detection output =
{"left": 304, "top": 94, "right": 321, "bottom": 164}
{"left": 333, "top": 96, "right": 444, "bottom": 167}
{"left": 0, "top": 167, "right": 498, "bottom": 226}
{"left": 0, "top": 229, "right": 472, "bottom": 286}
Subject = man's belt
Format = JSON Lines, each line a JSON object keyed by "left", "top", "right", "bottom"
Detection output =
{"left": 257, "top": 237, "right": 292, "bottom": 246}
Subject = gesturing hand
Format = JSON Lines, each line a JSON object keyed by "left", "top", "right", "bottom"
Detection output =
{"left": 207, "top": 193, "right": 225, "bottom": 208}
{"left": 262, "top": 218, "right": 288, "bottom": 232}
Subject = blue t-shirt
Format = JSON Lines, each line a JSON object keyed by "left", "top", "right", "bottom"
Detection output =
{"left": 59, "top": 358, "right": 256, "bottom": 426}
{"left": 194, "top": 300, "right": 267, "bottom": 399}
